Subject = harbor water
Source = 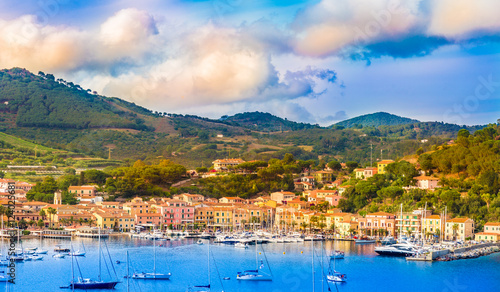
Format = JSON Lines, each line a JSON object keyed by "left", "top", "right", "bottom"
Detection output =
{"left": 5, "top": 237, "right": 500, "bottom": 291}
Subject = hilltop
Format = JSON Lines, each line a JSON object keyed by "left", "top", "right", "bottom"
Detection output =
{"left": 220, "top": 112, "right": 320, "bottom": 132}
{"left": 0, "top": 68, "right": 490, "bottom": 168}
{"left": 334, "top": 112, "right": 419, "bottom": 128}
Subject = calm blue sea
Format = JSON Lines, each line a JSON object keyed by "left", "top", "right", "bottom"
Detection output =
{"left": 4, "top": 237, "right": 500, "bottom": 292}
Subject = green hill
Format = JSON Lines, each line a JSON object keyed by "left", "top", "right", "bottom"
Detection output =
{"left": 0, "top": 68, "right": 154, "bottom": 131}
{"left": 335, "top": 112, "right": 419, "bottom": 128}
{"left": 220, "top": 111, "right": 320, "bottom": 132}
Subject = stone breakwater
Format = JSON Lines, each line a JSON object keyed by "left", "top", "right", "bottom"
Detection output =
{"left": 435, "top": 243, "right": 500, "bottom": 262}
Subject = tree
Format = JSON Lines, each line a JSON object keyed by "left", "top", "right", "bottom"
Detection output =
{"left": 47, "top": 207, "right": 57, "bottom": 227}
{"left": 39, "top": 209, "right": 46, "bottom": 221}
{"left": 37, "top": 219, "right": 45, "bottom": 229}
{"left": 327, "top": 161, "right": 342, "bottom": 171}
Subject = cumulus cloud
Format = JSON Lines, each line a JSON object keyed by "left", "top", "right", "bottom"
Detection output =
{"left": 292, "top": 0, "right": 422, "bottom": 57}
{"left": 428, "top": 0, "right": 500, "bottom": 38}
{"left": 0, "top": 8, "right": 159, "bottom": 73}
{"left": 291, "top": 0, "right": 500, "bottom": 60}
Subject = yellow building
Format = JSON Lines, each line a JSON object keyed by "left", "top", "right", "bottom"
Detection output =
{"left": 313, "top": 171, "right": 334, "bottom": 183}
{"left": 474, "top": 232, "right": 500, "bottom": 242}
{"left": 422, "top": 215, "right": 443, "bottom": 239}
{"left": 213, "top": 207, "right": 233, "bottom": 228}
{"left": 377, "top": 160, "right": 394, "bottom": 174}
{"left": 116, "top": 214, "right": 135, "bottom": 232}
{"left": 93, "top": 211, "right": 117, "bottom": 229}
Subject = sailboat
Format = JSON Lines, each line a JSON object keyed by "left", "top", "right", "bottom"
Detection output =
{"left": 327, "top": 236, "right": 346, "bottom": 283}
{"left": 65, "top": 227, "right": 120, "bottom": 289}
{"left": 69, "top": 242, "right": 86, "bottom": 257}
{"left": 187, "top": 240, "right": 225, "bottom": 292}
{"left": 236, "top": 239, "right": 272, "bottom": 281}
{"left": 131, "top": 236, "right": 171, "bottom": 279}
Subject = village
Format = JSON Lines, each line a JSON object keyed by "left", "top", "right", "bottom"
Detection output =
{"left": 1, "top": 158, "right": 499, "bottom": 245}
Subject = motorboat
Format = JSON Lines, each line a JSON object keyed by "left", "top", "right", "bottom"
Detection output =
{"left": 234, "top": 242, "right": 248, "bottom": 249}
{"left": 330, "top": 250, "right": 345, "bottom": 260}
{"left": 327, "top": 271, "right": 347, "bottom": 283}
{"left": 236, "top": 270, "right": 272, "bottom": 281}
{"left": 374, "top": 243, "right": 417, "bottom": 257}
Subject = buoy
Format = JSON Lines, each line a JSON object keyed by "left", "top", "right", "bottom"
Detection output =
{"left": 259, "top": 252, "right": 261, "bottom": 255}
{"left": 301, "top": 251, "right": 303, "bottom": 254}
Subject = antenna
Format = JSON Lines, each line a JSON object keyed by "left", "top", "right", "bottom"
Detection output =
{"left": 370, "top": 143, "right": 373, "bottom": 167}
{"left": 380, "top": 149, "right": 383, "bottom": 160}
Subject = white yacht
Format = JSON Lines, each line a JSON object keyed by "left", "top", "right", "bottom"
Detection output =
{"left": 374, "top": 243, "right": 416, "bottom": 257}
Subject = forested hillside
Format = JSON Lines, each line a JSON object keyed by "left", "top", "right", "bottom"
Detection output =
{"left": 0, "top": 68, "right": 153, "bottom": 131}
{"left": 335, "top": 112, "right": 419, "bottom": 128}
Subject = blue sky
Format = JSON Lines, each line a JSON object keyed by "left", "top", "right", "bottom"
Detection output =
{"left": 0, "top": 0, "right": 499, "bottom": 125}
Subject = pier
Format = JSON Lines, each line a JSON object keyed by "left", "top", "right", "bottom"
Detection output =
{"left": 406, "top": 242, "right": 500, "bottom": 262}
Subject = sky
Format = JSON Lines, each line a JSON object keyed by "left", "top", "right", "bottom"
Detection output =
{"left": 0, "top": 0, "right": 499, "bottom": 126}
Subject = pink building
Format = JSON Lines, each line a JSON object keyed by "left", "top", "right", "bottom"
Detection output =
{"left": 154, "top": 199, "right": 195, "bottom": 227}
{"left": 325, "top": 195, "right": 343, "bottom": 207}
{"left": 135, "top": 213, "right": 163, "bottom": 226}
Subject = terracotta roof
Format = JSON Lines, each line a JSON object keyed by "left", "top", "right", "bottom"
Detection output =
{"left": 447, "top": 217, "right": 471, "bottom": 223}
{"left": 475, "top": 232, "right": 499, "bottom": 236}
{"left": 377, "top": 160, "right": 394, "bottom": 164}
{"left": 484, "top": 222, "right": 500, "bottom": 226}
{"left": 367, "top": 212, "right": 394, "bottom": 217}
{"left": 425, "top": 215, "right": 441, "bottom": 219}
{"left": 414, "top": 176, "right": 440, "bottom": 181}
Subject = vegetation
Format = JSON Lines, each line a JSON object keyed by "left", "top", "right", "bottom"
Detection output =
{"left": 335, "top": 112, "right": 419, "bottom": 128}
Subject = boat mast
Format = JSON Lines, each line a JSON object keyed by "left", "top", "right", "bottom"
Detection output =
{"left": 71, "top": 242, "right": 75, "bottom": 292}
{"left": 208, "top": 240, "right": 211, "bottom": 290}
{"left": 127, "top": 251, "right": 130, "bottom": 292}
{"left": 255, "top": 238, "right": 258, "bottom": 270}
{"left": 312, "top": 241, "right": 315, "bottom": 292}
{"left": 153, "top": 235, "right": 156, "bottom": 278}
{"left": 98, "top": 227, "right": 101, "bottom": 282}
{"left": 399, "top": 203, "right": 403, "bottom": 240}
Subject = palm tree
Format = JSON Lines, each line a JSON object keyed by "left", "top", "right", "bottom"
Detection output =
{"left": 300, "top": 222, "right": 308, "bottom": 232}
{"left": 241, "top": 219, "right": 247, "bottom": 230}
{"left": 291, "top": 220, "right": 297, "bottom": 231}
{"left": 47, "top": 207, "right": 57, "bottom": 228}
{"left": 329, "top": 223, "right": 336, "bottom": 235}
{"left": 39, "top": 209, "right": 46, "bottom": 221}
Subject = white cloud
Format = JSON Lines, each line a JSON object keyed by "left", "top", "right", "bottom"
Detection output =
{"left": 292, "top": 0, "right": 422, "bottom": 57}
{"left": 427, "top": 0, "right": 500, "bottom": 38}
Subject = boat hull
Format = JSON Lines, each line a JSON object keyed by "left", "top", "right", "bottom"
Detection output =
{"left": 374, "top": 250, "right": 415, "bottom": 257}
{"left": 71, "top": 281, "right": 119, "bottom": 289}
{"left": 132, "top": 273, "right": 171, "bottom": 280}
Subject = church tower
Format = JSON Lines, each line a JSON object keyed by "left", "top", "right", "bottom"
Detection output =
{"left": 54, "top": 191, "right": 62, "bottom": 205}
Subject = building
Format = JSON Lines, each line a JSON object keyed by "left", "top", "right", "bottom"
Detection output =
{"left": 313, "top": 171, "right": 334, "bottom": 183}
{"left": 414, "top": 176, "right": 440, "bottom": 190}
{"left": 475, "top": 222, "right": 500, "bottom": 242}
{"left": 445, "top": 217, "right": 474, "bottom": 241}
{"left": 270, "top": 191, "right": 295, "bottom": 204}
{"left": 422, "top": 215, "right": 443, "bottom": 239}
{"left": 219, "top": 197, "right": 244, "bottom": 204}
{"left": 474, "top": 232, "right": 500, "bottom": 242}
{"left": 354, "top": 168, "right": 365, "bottom": 179}
{"left": 358, "top": 212, "right": 396, "bottom": 236}
{"left": 483, "top": 222, "right": 500, "bottom": 234}
{"left": 212, "top": 159, "right": 245, "bottom": 171}
{"left": 68, "top": 185, "right": 97, "bottom": 197}
{"left": 377, "top": 160, "right": 394, "bottom": 174}
{"left": 195, "top": 207, "right": 214, "bottom": 227}
{"left": 172, "top": 193, "right": 205, "bottom": 205}
{"left": 325, "top": 195, "right": 343, "bottom": 207}
{"left": 363, "top": 167, "right": 378, "bottom": 178}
